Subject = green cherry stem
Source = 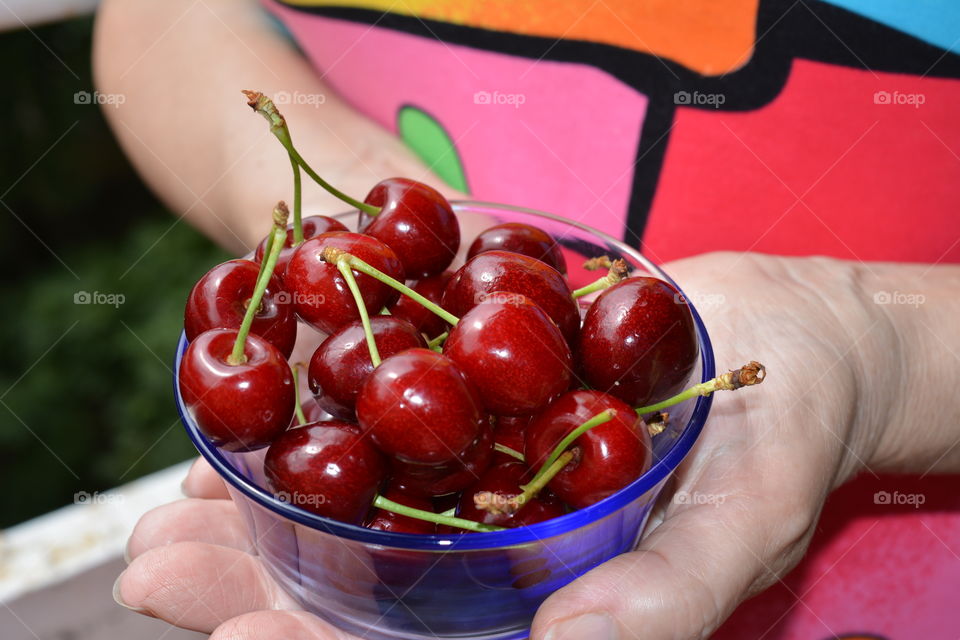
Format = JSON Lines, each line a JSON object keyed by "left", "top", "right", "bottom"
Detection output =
{"left": 289, "top": 152, "right": 304, "bottom": 245}
{"left": 372, "top": 495, "right": 505, "bottom": 533}
{"left": 528, "top": 409, "right": 616, "bottom": 485}
{"left": 228, "top": 202, "right": 289, "bottom": 365}
{"left": 571, "top": 259, "right": 629, "bottom": 299}
{"left": 426, "top": 331, "right": 448, "bottom": 350}
{"left": 243, "top": 90, "right": 380, "bottom": 216}
{"left": 292, "top": 364, "right": 308, "bottom": 426}
{"left": 635, "top": 361, "right": 767, "bottom": 415}
{"left": 494, "top": 443, "right": 525, "bottom": 462}
{"left": 334, "top": 256, "right": 381, "bottom": 367}
{"left": 322, "top": 248, "right": 460, "bottom": 326}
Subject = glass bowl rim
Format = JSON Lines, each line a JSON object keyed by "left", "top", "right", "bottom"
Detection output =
{"left": 175, "top": 200, "right": 716, "bottom": 551}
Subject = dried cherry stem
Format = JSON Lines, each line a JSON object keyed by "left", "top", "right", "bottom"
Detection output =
{"left": 334, "top": 255, "right": 381, "bottom": 367}
{"left": 475, "top": 450, "right": 575, "bottom": 517}
{"left": 372, "top": 495, "right": 505, "bottom": 533}
{"left": 228, "top": 202, "right": 288, "bottom": 365}
{"left": 528, "top": 409, "right": 616, "bottom": 486}
{"left": 571, "top": 259, "right": 630, "bottom": 299}
{"left": 494, "top": 443, "right": 525, "bottom": 462}
{"left": 292, "top": 364, "right": 308, "bottom": 426}
{"left": 243, "top": 90, "right": 380, "bottom": 216}
{"left": 635, "top": 361, "right": 767, "bottom": 415}
{"left": 321, "top": 248, "right": 460, "bottom": 326}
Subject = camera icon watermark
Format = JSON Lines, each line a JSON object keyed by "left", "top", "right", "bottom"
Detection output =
{"left": 874, "top": 490, "right": 925, "bottom": 508}
{"left": 674, "top": 490, "right": 725, "bottom": 507}
{"left": 74, "top": 290, "right": 125, "bottom": 308}
{"left": 473, "top": 90, "right": 526, "bottom": 109}
{"left": 74, "top": 90, "right": 126, "bottom": 108}
{"left": 274, "top": 90, "right": 326, "bottom": 108}
{"left": 872, "top": 290, "right": 925, "bottom": 308}
{"left": 873, "top": 90, "right": 925, "bottom": 108}
{"left": 74, "top": 490, "right": 125, "bottom": 505}
{"left": 674, "top": 90, "right": 726, "bottom": 109}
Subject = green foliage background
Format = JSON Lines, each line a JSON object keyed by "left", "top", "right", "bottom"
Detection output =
{"left": 0, "top": 17, "right": 228, "bottom": 527}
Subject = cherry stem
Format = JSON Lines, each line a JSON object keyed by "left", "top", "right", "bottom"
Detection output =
{"left": 571, "top": 259, "right": 629, "bottom": 299}
{"left": 322, "top": 249, "right": 460, "bottom": 326}
{"left": 372, "top": 495, "right": 505, "bottom": 533}
{"left": 529, "top": 409, "right": 616, "bottom": 485}
{"left": 635, "top": 361, "right": 767, "bottom": 415}
{"left": 292, "top": 364, "right": 308, "bottom": 426}
{"left": 334, "top": 256, "right": 381, "bottom": 367}
{"left": 289, "top": 152, "right": 304, "bottom": 245}
{"left": 228, "top": 202, "right": 288, "bottom": 365}
{"left": 243, "top": 91, "right": 380, "bottom": 216}
{"left": 494, "top": 443, "right": 525, "bottom": 462}
{"left": 426, "top": 331, "right": 448, "bottom": 350}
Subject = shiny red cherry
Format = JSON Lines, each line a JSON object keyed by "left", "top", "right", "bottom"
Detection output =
{"left": 359, "top": 177, "right": 460, "bottom": 279}
{"left": 524, "top": 390, "right": 651, "bottom": 509}
{"left": 443, "top": 294, "right": 572, "bottom": 416}
{"left": 467, "top": 222, "right": 567, "bottom": 275}
{"left": 365, "top": 485, "right": 437, "bottom": 534}
{"left": 391, "top": 421, "right": 494, "bottom": 497}
{"left": 308, "top": 316, "right": 426, "bottom": 419}
{"left": 456, "top": 460, "right": 566, "bottom": 529}
{"left": 356, "top": 348, "right": 482, "bottom": 465}
{"left": 577, "top": 277, "right": 698, "bottom": 407}
{"left": 178, "top": 328, "right": 294, "bottom": 451}
{"left": 184, "top": 259, "right": 297, "bottom": 358}
{"left": 442, "top": 250, "right": 580, "bottom": 346}
{"left": 265, "top": 421, "right": 387, "bottom": 524}
{"left": 285, "top": 231, "right": 404, "bottom": 334}
{"left": 387, "top": 271, "right": 452, "bottom": 339}
{"left": 493, "top": 415, "right": 532, "bottom": 461}
{"left": 253, "top": 215, "right": 348, "bottom": 279}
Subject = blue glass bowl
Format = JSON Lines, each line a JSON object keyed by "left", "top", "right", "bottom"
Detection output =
{"left": 175, "top": 201, "right": 715, "bottom": 640}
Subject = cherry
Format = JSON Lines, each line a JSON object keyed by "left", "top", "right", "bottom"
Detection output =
{"left": 443, "top": 293, "right": 572, "bottom": 416}
{"left": 356, "top": 348, "right": 483, "bottom": 465}
{"left": 525, "top": 390, "right": 651, "bottom": 509}
{"left": 265, "top": 421, "right": 387, "bottom": 524}
{"left": 457, "top": 460, "right": 566, "bottom": 528}
{"left": 359, "top": 178, "right": 460, "bottom": 279}
{"left": 179, "top": 328, "right": 294, "bottom": 451}
{"left": 442, "top": 250, "right": 580, "bottom": 346}
{"left": 298, "top": 397, "right": 331, "bottom": 424}
{"left": 391, "top": 420, "right": 494, "bottom": 497}
{"left": 365, "top": 485, "right": 438, "bottom": 534}
{"left": 308, "top": 316, "right": 426, "bottom": 419}
{"left": 184, "top": 259, "right": 297, "bottom": 359}
{"left": 467, "top": 222, "right": 567, "bottom": 275}
{"left": 387, "top": 270, "right": 453, "bottom": 339}
{"left": 285, "top": 231, "right": 404, "bottom": 334}
{"left": 253, "top": 215, "right": 348, "bottom": 279}
{"left": 577, "top": 277, "right": 698, "bottom": 407}
{"left": 493, "top": 415, "right": 531, "bottom": 461}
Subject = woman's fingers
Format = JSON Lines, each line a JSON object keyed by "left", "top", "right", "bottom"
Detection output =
{"left": 126, "top": 498, "right": 253, "bottom": 561}
{"left": 210, "top": 610, "right": 354, "bottom": 640}
{"left": 115, "top": 541, "right": 298, "bottom": 633}
{"left": 181, "top": 457, "right": 231, "bottom": 499}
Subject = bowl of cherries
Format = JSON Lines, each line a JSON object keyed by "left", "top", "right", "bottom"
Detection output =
{"left": 174, "top": 92, "right": 765, "bottom": 640}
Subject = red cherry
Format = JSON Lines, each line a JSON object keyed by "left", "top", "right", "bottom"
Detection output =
{"left": 356, "top": 348, "right": 482, "bottom": 465}
{"left": 360, "top": 178, "right": 460, "bottom": 279}
{"left": 184, "top": 259, "right": 297, "bottom": 358}
{"left": 285, "top": 231, "right": 404, "bottom": 334}
{"left": 443, "top": 294, "right": 572, "bottom": 417}
{"left": 442, "top": 250, "right": 580, "bottom": 346}
{"left": 467, "top": 222, "right": 567, "bottom": 275}
{"left": 387, "top": 271, "right": 453, "bottom": 339}
{"left": 297, "top": 397, "right": 332, "bottom": 425}
{"left": 524, "top": 390, "right": 652, "bottom": 509}
{"left": 577, "top": 277, "right": 698, "bottom": 406}
{"left": 178, "top": 328, "right": 294, "bottom": 451}
{"left": 265, "top": 421, "right": 387, "bottom": 524}
{"left": 253, "top": 215, "right": 348, "bottom": 279}
{"left": 493, "top": 415, "right": 531, "bottom": 461}
{"left": 307, "top": 316, "right": 426, "bottom": 419}
{"left": 456, "top": 461, "right": 566, "bottom": 528}
{"left": 390, "top": 421, "right": 494, "bottom": 497}
{"left": 365, "top": 485, "right": 437, "bottom": 534}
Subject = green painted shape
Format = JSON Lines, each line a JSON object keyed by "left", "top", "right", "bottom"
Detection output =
{"left": 397, "top": 105, "right": 469, "bottom": 194}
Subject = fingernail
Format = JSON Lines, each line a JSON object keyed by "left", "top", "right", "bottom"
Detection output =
{"left": 545, "top": 613, "right": 618, "bottom": 640}
{"left": 112, "top": 572, "right": 151, "bottom": 615}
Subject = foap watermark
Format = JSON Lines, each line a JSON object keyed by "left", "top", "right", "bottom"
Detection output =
{"left": 675, "top": 291, "right": 726, "bottom": 310}
{"left": 74, "top": 90, "right": 125, "bottom": 108}
{"left": 874, "top": 490, "right": 925, "bottom": 508}
{"left": 674, "top": 491, "right": 725, "bottom": 507}
{"left": 873, "top": 290, "right": 925, "bottom": 308}
{"left": 674, "top": 90, "right": 725, "bottom": 109}
{"left": 473, "top": 90, "right": 526, "bottom": 109}
{"left": 874, "top": 90, "right": 925, "bottom": 108}
{"left": 74, "top": 291, "right": 125, "bottom": 308}
{"left": 274, "top": 90, "right": 326, "bottom": 108}
{"left": 474, "top": 291, "right": 528, "bottom": 306}
{"left": 276, "top": 291, "right": 326, "bottom": 307}
{"left": 74, "top": 490, "right": 125, "bottom": 505}
{"left": 275, "top": 490, "right": 328, "bottom": 508}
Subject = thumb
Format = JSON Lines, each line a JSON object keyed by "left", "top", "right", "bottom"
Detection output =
{"left": 531, "top": 490, "right": 816, "bottom": 640}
